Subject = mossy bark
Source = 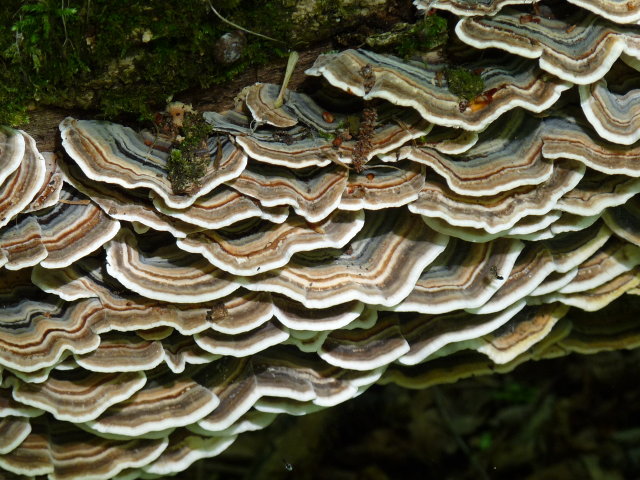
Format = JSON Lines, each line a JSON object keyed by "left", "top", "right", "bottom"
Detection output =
{"left": 1, "top": 0, "right": 415, "bottom": 130}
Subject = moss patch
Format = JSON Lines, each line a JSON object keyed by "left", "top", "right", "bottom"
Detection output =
{"left": 396, "top": 14, "right": 448, "bottom": 57}
{"left": 445, "top": 67, "right": 484, "bottom": 101}
{"left": 0, "top": 1, "right": 419, "bottom": 127}
{"left": 0, "top": 0, "right": 296, "bottom": 126}
{"left": 364, "top": 13, "right": 449, "bottom": 58}
{"left": 165, "top": 110, "right": 212, "bottom": 194}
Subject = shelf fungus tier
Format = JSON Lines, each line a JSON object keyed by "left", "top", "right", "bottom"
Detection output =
{"left": 305, "top": 49, "right": 571, "bottom": 131}
{"left": 455, "top": 8, "right": 640, "bottom": 84}
{"left": 579, "top": 74, "right": 640, "bottom": 145}
{"left": 2, "top": 2, "right": 640, "bottom": 478}
{"left": 60, "top": 118, "right": 248, "bottom": 209}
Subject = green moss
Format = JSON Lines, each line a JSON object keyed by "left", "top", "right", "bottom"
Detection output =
{"left": 445, "top": 67, "right": 484, "bottom": 101}
{"left": 0, "top": 83, "right": 30, "bottom": 127}
{"left": 316, "top": 130, "right": 335, "bottom": 141}
{"left": 0, "top": 0, "right": 295, "bottom": 125}
{"left": 167, "top": 111, "right": 212, "bottom": 194}
{"left": 414, "top": 15, "right": 449, "bottom": 50}
{"left": 167, "top": 149, "right": 207, "bottom": 195}
{"left": 179, "top": 111, "right": 212, "bottom": 155}
{"left": 0, "top": 1, "right": 402, "bottom": 125}
{"left": 396, "top": 14, "right": 448, "bottom": 57}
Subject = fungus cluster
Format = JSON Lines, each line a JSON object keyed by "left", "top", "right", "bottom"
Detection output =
{"left": 1, "top": 1, "right": 640, "bottom": 478}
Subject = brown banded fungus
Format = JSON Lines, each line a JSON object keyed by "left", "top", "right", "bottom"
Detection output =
{"left": 456, "top": 8, "right": 640, "bottom": 84}
{"left": 306, "top": 49, "right": 571, "bottom": 130}
{"left": 579, "top": 74, "right": 640, "bottom": 145}
{"left": 1, "top": 2, "right": 640, "bottom": 477}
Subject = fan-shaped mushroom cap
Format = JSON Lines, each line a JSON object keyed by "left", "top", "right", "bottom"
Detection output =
{"left": 410, "top": 159, "right": 585, "bottom": 234}
{"left": 476, "top": 303, "right": 569, "bottom": 364}
{"left": 0, "top": 132, "right": 46, "bottom": 229}
{"left": 319, "top": 315, "right": 410, "bottom": 370}
{"left": 205, "top": 111, "right": 329, "bottom": 168}
{"left": 398, "top": 301, "right": 526, "bottom": 366}
{"left": 207, "top": 107, "right": 429, "bottom": 169}
{"left": 226, "top": 162, "right": 348, "bottom": 223}
{"left": 306, "top": 49, "right": 570, "bottom": 130}
{"left": 416, "top": 0, "right": 533, "bottom": 15}
{"left": 529, "top": 269, "right": 580, "bottom": 297}
{"left": 513, "top": 212, "right": 603, "bottom": 242}
{"left": 195, "top": 321, "right": 289, "bottom": 357}
{"left": 401, "top": 111, "right": 551, "bottom": 197}
{"left": 603, "top": 194, "right": 640, "bottom": 246}
{"left": 0, "top": 417, "right": 31, "bottom": 455}
{"left": 390, "top": 237, "right": 524, "bottom": 314}
{"left": 503, "top": 211, "right": 566, "bottom": 239}
{"left": 566, "top": 0, "right": 640, "bottom": 23}
{"left": 242, "top": 82, "right": 356, "bottom": 132}
{"left": 0, "top": 273, "right": 103, "bottom": 372}
{"left": 6, "top": 371, "right": 146, "bottom": 423}
{"left": 580, "top": 76, "right": 640, "bottom": 145}
{"left": 552, "top": 237, "right": 640, "bottom": 294}
{"left": 177, "top": 210, "right": 364, "bottom": 276}
{"left": 31, "top": 258, "right": 270, "bottom": 336}
{"left": 239, "top": 82, "right": 352, "bottom": 133}
{"left": 22, "top": 152, "right": 64, "bottom": 214}
{"left": 558, "top": 295, "right": 640, "bottom": 353}
{"left": 203, "top": 291, "right": 275, "bottom": 335}
{"left": 541, "top": 267, "right": 640, "bottom": 311}
{"left": 194, "top": 348, "right": 374, "bottom": 432}
{"left": 469, "top": 222, "right": 612, "bottom": 314}
{"left": 243, "top": 209, "right": 449, "bottom": 308}
{"left": 272, "top": 295, "right": 365, "bottom": 331}
{"left": 382, "top": 313, "right": 578, "bottom": 390}
{"left": 60, "top": 118, "right": 247, "bottom": 208}
{"left": 339, "top": 161, "right": 426, "bottom": 211}
{"left": 0, "top": 187, "right": 120, "bottom": 270}
{"left": 105, "top": 229, "right": 240, "bottom": 303}
{"left": 151, "top": 186, "right": 288, "bottom": 230}
{"left": 1, "top": 423, "right": 169, "bottom": 479}
{"left": 82, "top": 373, "right": 219, "bottom": 437}
{"left": 557, "top": 170, "right": 640, "bottom": 216}
{"left": 542, "top": 115, "right": 640, "bottom": 176}
{"left": 0, "top": 299, "right": 103, "bottom": 374}
{"left": 242, "top": 83, "right": 299, "bottom": 128}
{"left": 63, "top": 162, "right": 200, "bottom": 239}
{"left": 417, "top": 207, "right": 596, "bottom": 243}
{"left": 75, "top": 335, "right": 165, "bottom": 373}
{"left": 413, "top": 126, "right": 479, "bottom": 155}
{"left": 141, "top": 430, "right": 236, "bottom": 477}
{"left": 456, "top": 9, "right": 640, "bottom": 84}
{"left": 0, "top": 127, "right": 25, "bottom": 187}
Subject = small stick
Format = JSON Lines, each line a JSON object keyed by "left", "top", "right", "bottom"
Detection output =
{"left": 59, "top": 199, "right": 91, "bottom": 205}
{"left": 208, "top": 2, "right": 285, "bottom": 45}
{"left": 274, "top": 51, "right": 299, "bottom": 108}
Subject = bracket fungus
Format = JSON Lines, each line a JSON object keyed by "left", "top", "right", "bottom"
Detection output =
{"left": 1, "top": 1, "right": 640, "bottom": 477}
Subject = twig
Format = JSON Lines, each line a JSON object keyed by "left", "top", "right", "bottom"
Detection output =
{"left": 208, "top": 1, "right": 286, "bottom": 45}
{"left": 274, "top": 51, "right": 299, "bottom": 108}
{"left": 58, "top": 199, "right": 90, "bottom": 205}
